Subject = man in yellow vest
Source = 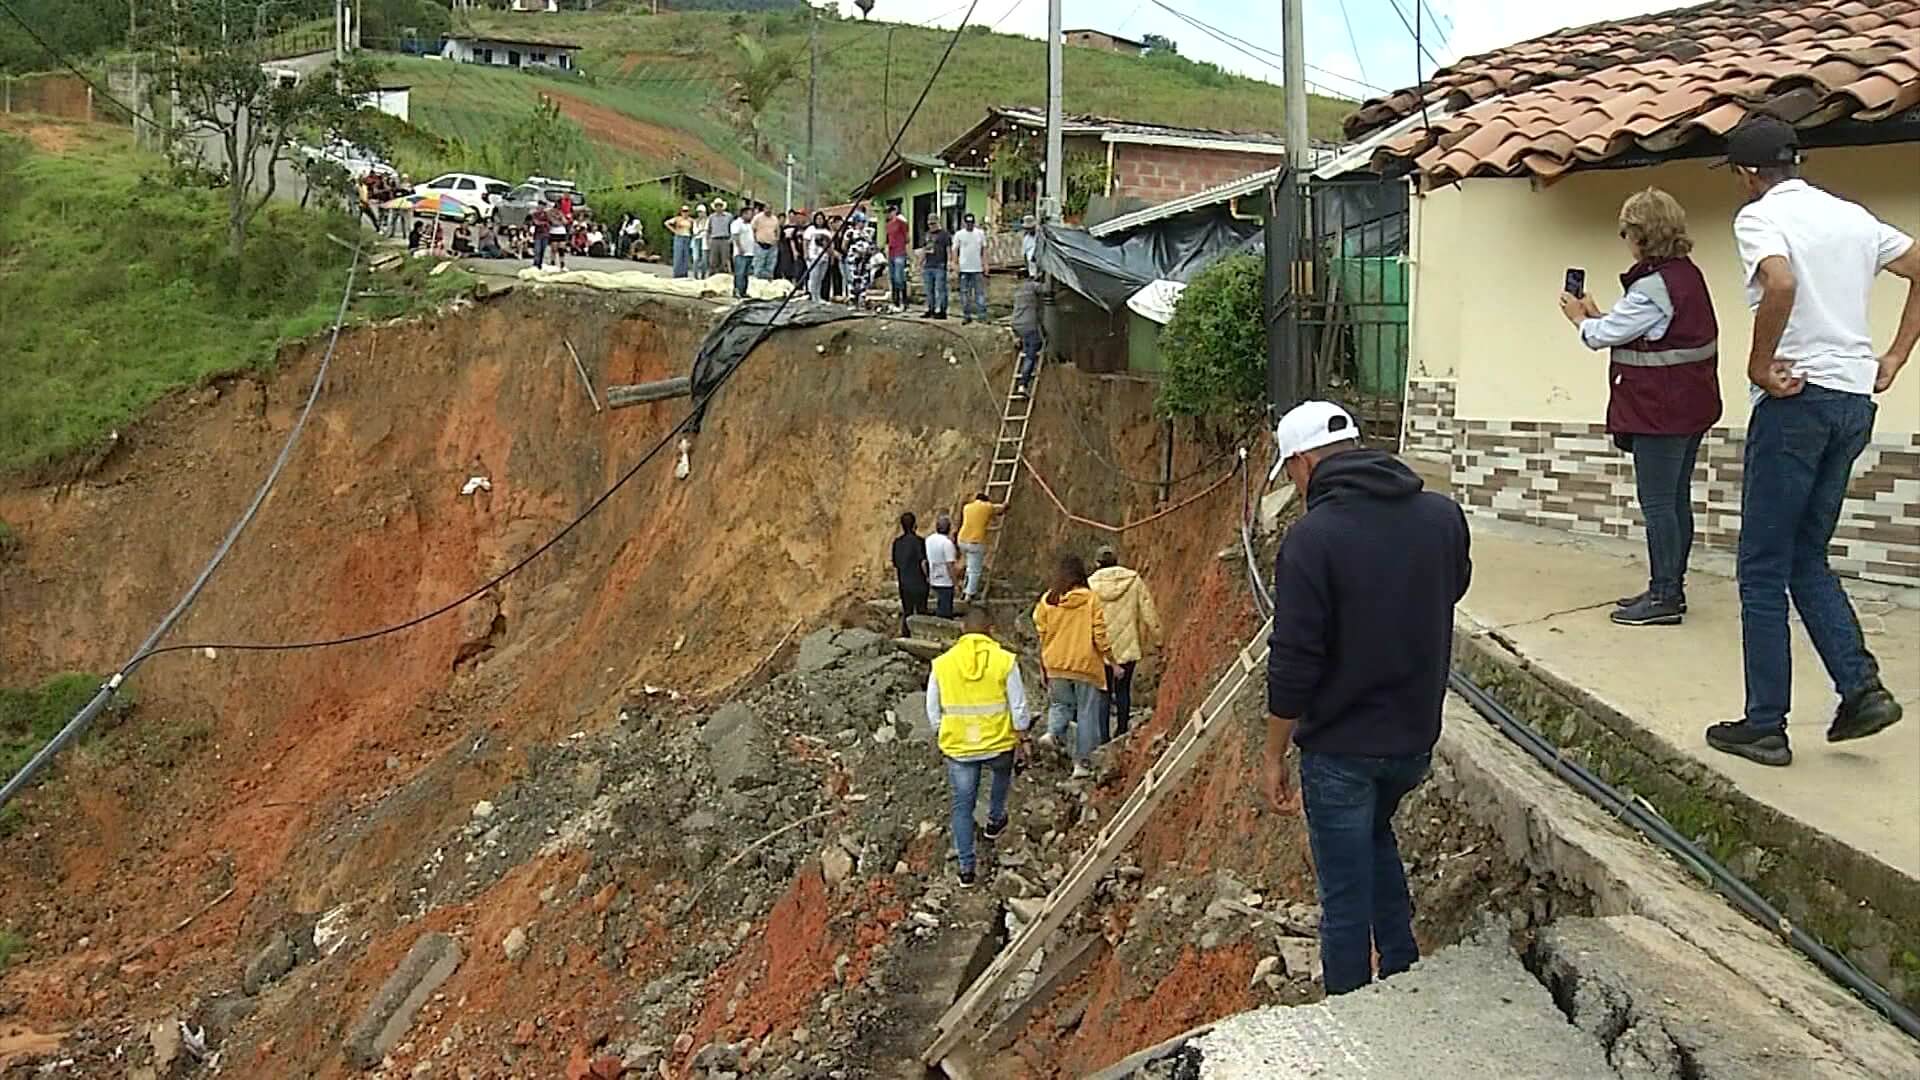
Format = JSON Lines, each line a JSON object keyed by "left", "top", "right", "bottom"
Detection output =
{"left": 926, "top": 607, "right": 1030, "bottom": 887}
{"left": 956, "top": 491, "right": 1006, "bottom": 602}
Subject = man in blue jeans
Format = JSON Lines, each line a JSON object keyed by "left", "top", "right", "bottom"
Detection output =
{"left": 927, "top": 607, "right": 1029, "bottom": 888}
{"left": 921, "top": 217, "right": 951, "bottom": 319}
{"left": 1708, "top": 116, "right": 1917, "bottom": 766}
{"left": 1264, "top": 401, "right": 1471, "bottom": 995}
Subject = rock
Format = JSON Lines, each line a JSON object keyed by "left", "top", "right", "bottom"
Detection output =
{"left": 683, "top": 809, "right": 720, "bottom": 832}
{"left": 910, "top": 911, "right": 941, "bottom": 929}
{"left": 791, "top": 1026, "right": 810, "bottom": 1045}
{"left": 196, "top": 992, "right": 257, "bottom": 1046}
{"left": 243, "top": 931, "right": 296, "bottom": 994}
{"left": 672, "top": 1033, "right": 695, "bottom": 1056}
{"left": 1276, "top": 937, "right": 1322, "bottom": 983}
{"left": 795, "top": 629, "right": 849, "bottom": 673}
{"left": 820, "top": 844, "right": 855, "bottom": 887}
{"left": 343, "top": 933, "right": 464, "bottom": 1069}
{"left": 512, "top": 1020, "right": 537, "bottom": 1047}
{"left": 684, "top": 836, "right": 719, "bottom": 872}
{"left": 700, "top": 703, "right": 776, "bottom": 791}
{"left": 573, "top": 761, "right": 606, "bottom": 801}
{"left": 873, "top": 723, "right": 897, "bottom": 746}
{"left": 898, "top": 692, "right": 932, "bottom": 741}
{"left": 832, "top": 627, "right": 886, "bottom": 656}
{"left": 471, "top": 801, "right": 496, "bottom": 821}
{"left": 1007, "top": 897, "right": 1045, "bottom": 925}
{"left": 149, "top": 1019, "right": 182, "bottom": 1071}
{"left": 503, "top": 926, "right": 530, "bottom": 964}
{"left": 1200, "top": 931, "right": 1221, "bottom": 950}
{"left": 1251, "top": 955, "right": 1280, "bottom": 986}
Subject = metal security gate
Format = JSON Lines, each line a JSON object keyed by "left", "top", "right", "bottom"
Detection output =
{"left": 1266, "top": 174, "right": 1412, "bottom": 444}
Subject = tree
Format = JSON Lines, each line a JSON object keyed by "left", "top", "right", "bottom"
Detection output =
{"left": 728, "top": 31, "right": 797, "bottom": 156}
{"left": 1140, "top": 32, "right": 1178, "bottom": 55}
{"left": 1157, "top": 254, "right": 1267, "bottom": 423}
{"left": 146, "top": 0, "right": 383, "bottom": 256}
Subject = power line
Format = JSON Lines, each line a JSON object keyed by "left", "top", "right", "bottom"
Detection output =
{"left": 1149, "top": 0, "right": 1385, "bottom": 98}
{"left": 1333, "top": 0, "right": 1374, "bottom": 92}
{"left": 123, "top": 2, "right": 989, "bottom": 677}
{"left": 1385, "top": 0, "right": 1444, "bottom": 71}
{"left": 0, "top": 0, "right": 178, "bottom": 134}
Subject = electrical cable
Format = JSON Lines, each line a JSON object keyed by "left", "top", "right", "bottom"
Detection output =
{"left": 114, "top": 0, "right": 988, "bottom": 675}
{"left": 1386, "top": 0, "right": 1444, "bottom": 71}
{"left": 1333, "top": 0, "right": 1374, "bottom": 92}
{"left": 1148, "top": 0, "right": 1386, "bottom": 99}
{"left": 0, "top": 242, "right": 365, "bottom": 810}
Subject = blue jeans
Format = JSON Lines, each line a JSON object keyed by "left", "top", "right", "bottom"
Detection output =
{"left": 889, "top": 254, "right": 909, "bottom": 305}
{"left": 924, "top": 267, "right": 949, "bottom": 315}
{"left": 755, "top": 243, "right": 777, "bottom": 277}
{"left": 946, "top": 751, "right": 1014, "bottom": 873}
{"left": 932, "top": 585, "right": 955, "bottom": 618}
{"left": 532, "top": 230, "right": 548, "bottom": 268}
{"left": 691, "top": 236, "right": 706, "bottom": 272}
{"left": 1047, "top": 677, "right": 1107, "bottom": 764}
{"left": 732, "top": 254, "right": 752, "bottom": 297}
{"left": 1018, "top": 328, "right": 1042, "bottom": 388}
{"left": 959, "top": 541, "right": 987, "bottom": 600}
{"left": 1738, "top": 385, "right": 1880, "bottom": 731}
{"left": 1629, "top": 432, "right": 1703, "bottom": 600}
{"left": 671, "top": 235, "right": 690, "bottom": 278}
{"left": 1299, "top": 750, "right": 1430, "bottom": 995}
{"left": 959, "top": 271, "right": 986, "bottom": 321}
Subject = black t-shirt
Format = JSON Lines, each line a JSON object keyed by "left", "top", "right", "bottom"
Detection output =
{"left": 927, "top": 230, "right": 952, "bottom": 270}
{"left": 891, "top": 532, "right": 929, "bottom": 589}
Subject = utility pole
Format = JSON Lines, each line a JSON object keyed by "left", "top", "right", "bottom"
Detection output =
{"left": 806, "top": 3, "right": 819, "bottom": 210}
{"left": 785, "top": 152, "right": 795, "bottom": 213}
{"left": 1282, "top": 0, "right": 1309, "bottom": 172}
{"left": 1042, "top": 0, "right": 1062, "bottom": 222}
{"left": 130, "top": 0, "right": 141, "bottom": 147}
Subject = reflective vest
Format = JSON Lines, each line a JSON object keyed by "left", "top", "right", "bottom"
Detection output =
{"left": 931, "top": 634, "right": 1018, "bottom": 760}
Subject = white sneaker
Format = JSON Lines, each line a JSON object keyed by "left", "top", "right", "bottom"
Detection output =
{"left": 1071, "top": 763, "right": 1092, "bottom": 780}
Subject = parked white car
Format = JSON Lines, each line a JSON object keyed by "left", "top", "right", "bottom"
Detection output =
{"left": 413, "top": 173, "right": 512, "bottom": 216}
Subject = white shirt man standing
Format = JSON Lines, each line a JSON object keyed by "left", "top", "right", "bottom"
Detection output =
{"left": 954, "top": 213, "right": 990, "bottom": 324}
{"left": 1706, "top": 115, "right": 1920, "bottom": 769}
{"left": 924, "top": 514, "right": 961, "bottom": 619}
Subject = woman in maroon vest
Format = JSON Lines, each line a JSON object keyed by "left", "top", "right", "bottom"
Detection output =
{"left": 1560, "top": 188, "right": 1722, "bottom": 627}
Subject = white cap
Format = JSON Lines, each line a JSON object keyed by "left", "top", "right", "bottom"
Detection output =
{"left": 1269, "top": 400, "right": 1360, "bottom": 482}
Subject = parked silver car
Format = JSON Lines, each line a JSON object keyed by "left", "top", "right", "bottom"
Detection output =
{"left": 493, "top": 180, "right": 590, "bottom": 229}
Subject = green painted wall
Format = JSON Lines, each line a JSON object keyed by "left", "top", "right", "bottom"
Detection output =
{"left": 1127, "top": 312, "right": 1166, "bottom": 375}
{"left": 869, "top": 168, "right": 990, "bottom": 243}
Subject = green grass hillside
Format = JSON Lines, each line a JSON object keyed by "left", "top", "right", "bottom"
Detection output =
{"left": 430, "top": 9, "right": 1349, "bottom": 195}
{"left": 0, "top": 121, "right": 467, "bottom": 475}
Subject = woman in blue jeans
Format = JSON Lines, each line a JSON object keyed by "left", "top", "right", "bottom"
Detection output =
{"left": 1559, "top": 188, "right": 1721, "bottom": 627}
{"left": 1032, "top": 553, "right": 1113, "bottom": 779}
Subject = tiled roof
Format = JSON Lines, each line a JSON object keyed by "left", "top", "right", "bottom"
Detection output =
{"left": 1349, "top": 0, "right": 1920, "bottom": 182}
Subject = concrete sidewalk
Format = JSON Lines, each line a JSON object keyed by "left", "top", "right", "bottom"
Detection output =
{"left": 1458, "top": 518, "right": 1920, "bottom": 882}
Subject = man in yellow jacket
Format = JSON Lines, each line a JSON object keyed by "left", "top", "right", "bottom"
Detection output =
{"left": 955, "top": 491, "right": 1006, "bottom": 602}
{"left": 1033, "top": 553, "right": 1113, "bottom": 779}
{"left": 1089, "top": 545, "right": 1161, "bottom": 739}
{"left": 927, "top": 607, "right": 1030, "bottom": 888}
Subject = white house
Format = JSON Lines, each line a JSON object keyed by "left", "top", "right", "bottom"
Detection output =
{"left": 510, "top": 0, "right": 559, "bottom": 10}
{"left": 439, "top": 35, "right": 580, "bottom": 72}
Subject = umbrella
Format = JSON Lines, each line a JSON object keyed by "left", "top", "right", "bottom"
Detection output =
{"left": 383, "top": 191, "right": 474, "bottom": 219}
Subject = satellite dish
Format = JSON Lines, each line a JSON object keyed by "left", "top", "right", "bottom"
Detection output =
{"left": 855, "top": 0, "right": 875, "bottom": 17}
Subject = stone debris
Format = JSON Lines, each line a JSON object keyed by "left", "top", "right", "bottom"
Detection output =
{"left": 342, "top": 932, "right": 464, "bottom": 1069}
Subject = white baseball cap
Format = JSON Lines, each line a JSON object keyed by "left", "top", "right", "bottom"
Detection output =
{"left": 1269, "top": 400, "right": 1361, "bottom": 482}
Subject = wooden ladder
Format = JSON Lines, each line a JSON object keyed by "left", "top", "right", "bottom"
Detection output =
{"left": 977, "top": 354, "right": 1040, "bottom": 603}
{"left": 922, "top": 617, "right": 1275, "bottom": 1067}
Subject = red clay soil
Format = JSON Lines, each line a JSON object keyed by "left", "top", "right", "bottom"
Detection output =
{"left": 544, "top": 89, "right": 742, "bottom": 182}
{"left": 0, "top": 287, "right": 1248, "bottom": 1075}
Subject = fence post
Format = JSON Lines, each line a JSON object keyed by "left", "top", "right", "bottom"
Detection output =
{"left": 87, "top": 84, "right": 95, "bottom": 122}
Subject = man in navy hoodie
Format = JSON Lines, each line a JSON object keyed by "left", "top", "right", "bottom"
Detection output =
{"left": 1263, "top": 401, "right": 1472, "bottom": 995}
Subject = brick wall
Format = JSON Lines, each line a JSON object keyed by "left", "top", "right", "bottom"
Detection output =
{"left": 1402, "top": 378, "right": 1920, "bottom": 588}
{"left": 1109, "top": 145, "right": 1285, "bottom": 204}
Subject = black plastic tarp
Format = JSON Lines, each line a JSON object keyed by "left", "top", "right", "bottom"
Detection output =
{"left": 688, "top": 298, "right": 866, "bottom": 428}
{"left": 1036, "top": 209, "right": 1264, "bottom": 312}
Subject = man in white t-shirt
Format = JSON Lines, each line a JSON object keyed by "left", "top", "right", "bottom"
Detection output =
{"left": 924, "top": 513, "right": 961, "bottom": 619}
{"left": 954, "top": 213, "right": 990, "bottom": 324}
{"left": 1707, "top": 116, "right": 1920, "bottom": 769}
{"left": 729, "top": 212, "right": 757, "bottom": 299}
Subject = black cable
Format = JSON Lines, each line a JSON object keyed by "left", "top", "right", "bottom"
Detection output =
{"left": 1386, "top": 0, "right": 1444, "bottom": 70}
{"left": 127, "top": 0, "right": 988, "bottom": 673}
{"left": 1148, "top": 0, "right": 1386, "bottom": 98}
{"left": 1333, "top": 0, "right": 1374, "bottom": 93}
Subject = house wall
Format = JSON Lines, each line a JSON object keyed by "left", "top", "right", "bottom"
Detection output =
{"left": 1064, "top": 31, "right": 1141, "bottom": 55}
{"left": 1110, "top": 144, "right": 1287, "bottom": 204}
{"left": 441, "top": 39, "right": 573, "bottom": 70}
{"left": 1403, "top": 142, "right": 1920, "bottom": 587}
{"left": 363, "top": 88, "right": 409, "bottom": 124}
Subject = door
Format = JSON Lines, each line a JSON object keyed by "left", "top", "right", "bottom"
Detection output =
{"left": 508, "top": 50, "right": 521, "bottom": 67}
{"left": 911, "top": 192, "right": 935, "bottom": 248}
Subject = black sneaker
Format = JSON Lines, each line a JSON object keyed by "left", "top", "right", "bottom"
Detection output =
{"left": 1829, "top": 684, "right": 1904, "bottom": 743}
{"left": 1611, "top": 594, "right": 1683, "bottom": 627}
{"left": 1617, "top": 588, "right": 1687, "bottom": 613}
{"left": 1705, "top": 721, "right": 1792, "bottom": 766}
{"left": 980, "top": 818, "right": 1008, "bottom": 841}
{"left": 958, "top": 869, "right": 977, "bottom": 888}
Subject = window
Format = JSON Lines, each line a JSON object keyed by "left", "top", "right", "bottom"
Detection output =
{"left": 533, "top": 52, "right": 546, "bottom": 63}
{"left": 480, "top": 48, "right": 493, "bottom": 64}
{"left": 559, "top": 54, "right": 570, "bottom": 69}
{"left": 487, "top": 183, "right": 512, "bottom": 198}
{"left": 454, "top": 178, "right": 477, "bottom": 191}
{"left": 427, "top": 174, "right": 455, "bottom": 189}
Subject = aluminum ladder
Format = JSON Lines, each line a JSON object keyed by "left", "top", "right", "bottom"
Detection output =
{"left": 977, "top": 354, "right": 1040, "bottom": 602}
{"left": 922, "top": 617, "right": 1275, "bottom": 1067}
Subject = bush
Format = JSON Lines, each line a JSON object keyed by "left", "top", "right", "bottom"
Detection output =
{"left": 1, "top": 672, "right": 108, "bottom": 779}
{"left": 1157, "top": 254, "right": 1267, "bottom": 422}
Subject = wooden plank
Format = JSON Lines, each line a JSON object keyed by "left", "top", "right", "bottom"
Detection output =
{"left": 922, "top": 620, "right": 1272, "bottom": 1065}
{"left": 978, "top": 933, "right": 1105, "bottom": 1055}
{"left": 606, "top": 376, "right": 693, "bottom": 409}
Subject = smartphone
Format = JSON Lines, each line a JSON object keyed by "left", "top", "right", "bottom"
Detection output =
{"left": 1564, "top": 268, "right": 1587, "bottom": 298}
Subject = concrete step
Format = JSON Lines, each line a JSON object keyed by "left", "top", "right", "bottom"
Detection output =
{"left": 892, "top": 638, "right": 946, "bottom": 662}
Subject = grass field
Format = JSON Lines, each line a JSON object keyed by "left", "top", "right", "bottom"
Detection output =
{"left": 436, "top": 10, "right": 1352, "bottom": 195}
{"left": 0, "top": 120, "right": 471, "bottom": 476}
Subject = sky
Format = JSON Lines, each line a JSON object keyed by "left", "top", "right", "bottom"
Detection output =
{"left": 828, "top": 0, "right": 1679, "bottom": 101}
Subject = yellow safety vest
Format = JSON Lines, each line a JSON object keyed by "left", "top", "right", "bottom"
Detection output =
{"left": 931, "top": 634, "right": 1019, "bottom": 760}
